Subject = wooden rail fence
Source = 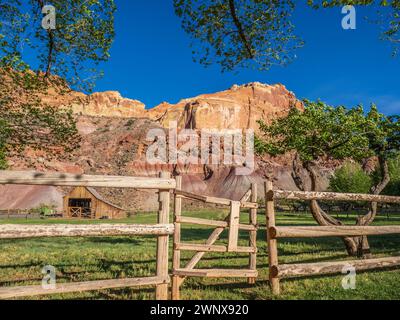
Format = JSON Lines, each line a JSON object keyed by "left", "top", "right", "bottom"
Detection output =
{"left": 265, "top": 181, "right": 400, "bottom": 295}
{"left": 0, "top": 170, "right": 176, "bottom": 300}
{"left": 2, "top": 170, "right": 400, "bottom": 299}
{"left": 171, "top": 180, "right": 259, "bottom": 300}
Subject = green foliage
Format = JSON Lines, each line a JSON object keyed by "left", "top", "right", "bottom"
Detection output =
{"left": 0, "top": 0, "right": 114, "bottom": 166}
{"left": 0, "top": 99, "right": 81, "bottom": 155}
{"left": 0, "top": 148, "right": 8, "bottom": 170}
{"left": 32, "top": 203, "right": 57, "bottom": 216}
{"left": 173, "top": 0, "right": 303, "bottom": 71}
{"left": 373, "top": 154, "right": 400, "bottom": 195}
{"left": 175, "top": 0, "right": 400, "bottom": 72}
{"left": 0, "top": 0, "right": 116, "bottom": 91}
{"left": 365, "top": 105, "right": 400, "bottom": 160}
{"left": 0, "top": 68, "right": 81, "bottom": 168}
{"left": 256, "top": 100, "right": 371, "bottom": 163}
{"left": 329, "top": 161, "right": 373, "bottom": 194}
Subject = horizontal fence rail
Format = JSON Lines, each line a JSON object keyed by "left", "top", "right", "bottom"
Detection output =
{"left": 269, "top": 190, "right": 400, "bottom": 204}
{"left": 175, "top": 190, "right": 258, "bottom": 209}
{"left": 0, "top": 276, "right": 169, "bottom": 300}
{"left": 175, "top": 216, "right": 257, "bottom": 231}
{"left": 174, "top": 269, "right": 258, "bottom": 278}
{"left": 269, "top": 225, "right": 400, "bottom": 239}
{"left": 175, "top": 243, "right": 257, "bottom": 254}
{"left": 0, "top": 170, "right": 176, "bottom": 189}
{"left": 273, "top": 256, "right": 400, "bottom": 279}
{"left": 0, "top": 224, "right": 175, "bottom": 239}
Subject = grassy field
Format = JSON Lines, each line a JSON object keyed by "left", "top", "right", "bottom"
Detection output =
{"left": 0, "top": 209, "right": 400, "bottom": 300}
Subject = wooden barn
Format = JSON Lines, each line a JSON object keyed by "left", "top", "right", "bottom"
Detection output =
{"left": 63, "top": 187, "right": 126, "bottom": 219}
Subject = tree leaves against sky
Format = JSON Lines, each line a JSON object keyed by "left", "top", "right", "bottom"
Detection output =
{"left": 174, "top": 0, "right": 303, "bottom": 72}
{"left": 174, "top": 0, "right": 400, "bottom": 72}
{"left": 1, "top": 0, "right": 116, "bottom": 92}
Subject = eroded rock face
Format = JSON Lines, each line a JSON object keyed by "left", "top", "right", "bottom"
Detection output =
{"left": 44, "top": 82, "right": 303, "bottom": 131}
{"left": 5, "top": 82, "right": 335, "bottom": 212}
{"left": 71, "top": 91, "right": 146, "bottom": 118}
{"left": 146, "top": 82, "right": 303, "bottom": 132}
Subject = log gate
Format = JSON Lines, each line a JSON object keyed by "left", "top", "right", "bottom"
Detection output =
{"left": 171, "top": 177, "right": 259, "bottom": 300}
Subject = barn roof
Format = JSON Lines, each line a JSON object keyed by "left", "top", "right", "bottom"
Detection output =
{"left": 80, "top": 187, "right": 124, "bottom": 211}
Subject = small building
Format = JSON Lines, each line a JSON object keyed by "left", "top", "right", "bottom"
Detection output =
{"left": 63, "top": 187, "right": 126, "bottom": 219}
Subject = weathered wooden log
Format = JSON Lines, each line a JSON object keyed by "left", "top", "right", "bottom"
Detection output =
{"left": 270, "top": 225, "right": 400, "bottom": 239}
{"left": 176, "top": 190, "right": 231, "bottom": 206}
{"left": 175, "top": 243, "right": 256, "bottom": 253}
{"left": 265, "top": 181, "right": 280, "bottom": 295}
{"left": 0, "top": 170, "right": 176, "bottom": 189}
{"left": 155, "top": 172, "right": 171, "bottom": 300}
{"left": 240, "top": 188, "right": 252, "bottom": 203}
{"left": 273, "top": 256, "right": 400, "bottom": 279}
{"left": 269, "top": 190, "right": 400, "bottom": 204}
{"left": 175, "top": 216, "right": 257, "bottom": 231}
{"left": 172, "top": 176, "right": 182, "bottom": 301}
{"left": 228, "top": 201, "right": 241, "bottom": 252}
{"left": 248, "top": 183, "right": 258, "bottom": 285}
{"left": 0, "top": 224, "right": 174, "bottom": 239}
{"left": 0, "top": 276, "right": 169, "bottom": 299}
{"left": 173, "top": 269, "right": 258, "bottom": 278}
{"left": 175, "top": 190, "right": 258, "bottom": 209}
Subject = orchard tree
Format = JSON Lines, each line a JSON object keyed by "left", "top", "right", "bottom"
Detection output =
{"left": 358, "top": 106, "right": 400, "bottom": 229}
{"left": 174, "top": 0, "right": 400, "bottom": 72}
{"left": 256, "top": 100, "right": 400, "bottom": 257}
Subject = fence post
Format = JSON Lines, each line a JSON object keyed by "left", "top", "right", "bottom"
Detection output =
{"left": 265, "top": 180, "right": 280, "bottom": 295}
{"left": 248, "top": 183, "right": 257, "bottom": 284}
{"left": 156, "top": 171, "right": 170, "bottom": 300}
{"left": 172, "top": 175, "right": 182, "bottom": 300}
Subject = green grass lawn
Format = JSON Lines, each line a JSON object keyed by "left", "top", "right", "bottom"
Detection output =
{"left": 0, "top": 210, "right": 400, "bottom": 300}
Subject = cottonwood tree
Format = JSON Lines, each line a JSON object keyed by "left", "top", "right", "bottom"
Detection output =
{"left": 174, "top": 0, "right": 400, "bottom": 71}
{"left": 0, "top": 0, "right": 116, "bottom": 168}
{"left": 173, "top": 0, "right": 303, "bottom": 71}
{"left": 256, "top": 101, "right": 400, "bottom": 257}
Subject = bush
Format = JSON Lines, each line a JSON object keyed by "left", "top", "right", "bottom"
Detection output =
{"left": 329, "top": 162, "right": 373, "bottom": 212}
{"left": 32, "top": 203, "right": 57, "bottom": 216}
{"left": 383, "top": 155, "right": 400, "bottom": 196}
{"left": 329, "top": 162, "right": 373, "bottom": 194}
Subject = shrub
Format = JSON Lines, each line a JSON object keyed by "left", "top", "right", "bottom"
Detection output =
{"left": 329, "top": 162, "right": 373, "bottom": 194}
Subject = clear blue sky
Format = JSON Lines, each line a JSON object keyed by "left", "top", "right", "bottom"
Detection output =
{"left": 92, "top": 2, "right": 399, "bottom": 114}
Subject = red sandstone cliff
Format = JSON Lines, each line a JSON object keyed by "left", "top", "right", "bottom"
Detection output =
{"left": 4, "top": 82, "right": 330, "bottom": 211}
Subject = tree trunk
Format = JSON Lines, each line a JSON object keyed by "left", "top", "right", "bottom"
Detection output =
{"left": 292, "top": 155, "right": 390, "bottom": 258}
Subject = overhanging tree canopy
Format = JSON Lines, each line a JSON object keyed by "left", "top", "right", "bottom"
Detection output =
{"left": 174, "top": 0, "right": 400, "bottom": 72}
